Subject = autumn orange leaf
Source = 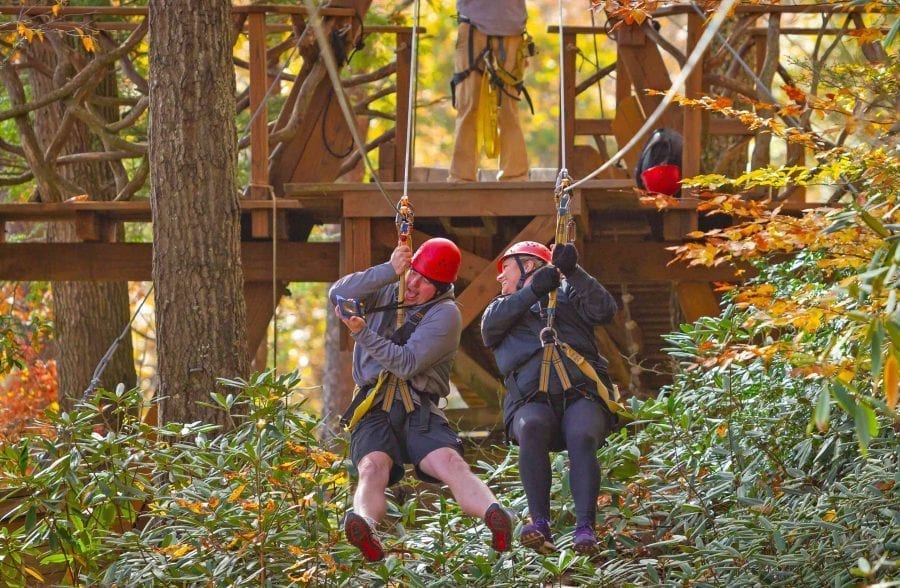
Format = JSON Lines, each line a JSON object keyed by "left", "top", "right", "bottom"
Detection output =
{"left": 884, "top": 354, "right": 898, "bottom": 410}
{"left": 783, "top": 84, "right": 806, "bottom": 104}
{"left": 848, "top": 28, "right": 884, "bottom": 45}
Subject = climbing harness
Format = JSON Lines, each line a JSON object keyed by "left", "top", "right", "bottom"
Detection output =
{"left": 450, "top": 16, "right": 535, "bottom": 158}
{"left": 534, "top": 170, "right": 626, "bottom": 416}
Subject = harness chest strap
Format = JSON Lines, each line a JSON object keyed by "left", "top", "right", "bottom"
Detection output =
{"left": 538, "top": 341, "right": 625, "bottom": 415}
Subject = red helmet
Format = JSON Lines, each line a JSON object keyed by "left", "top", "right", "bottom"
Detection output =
{"left": 497, "top": 241, "right": 551, "bottom": 272}
{"left": 411, "top": 238, "right": 461, "bottom": 283}
{"left": 641, "top": 164, "right": 681, "bottom": 196}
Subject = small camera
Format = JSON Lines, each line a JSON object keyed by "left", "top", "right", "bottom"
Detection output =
{"left": 335, "top": 295, "right": 365, "bottom": 320}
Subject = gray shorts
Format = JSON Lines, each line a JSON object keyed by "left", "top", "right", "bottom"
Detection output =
{"left": 350, "top": 398, "right": 464, "bottom": 486}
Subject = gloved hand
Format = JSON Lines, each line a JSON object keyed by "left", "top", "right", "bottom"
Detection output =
{"left": 552, "top": 243, "right": 578, "bottom": 275}
{"left": 530, "top": 265, "right": 561, "bottom": 297}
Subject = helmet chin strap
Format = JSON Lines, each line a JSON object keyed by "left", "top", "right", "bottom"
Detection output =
{"left": 515, "top": 256, "right": 540, "bottom": 291}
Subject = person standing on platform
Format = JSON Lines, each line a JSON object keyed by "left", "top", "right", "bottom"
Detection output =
{"left": 331, "top": 238, "right": 515, "bottom": 562}
{"left": 448, "top": 0, "right": 532, "bottom": 183}
{"left": 481, "top": 241, "right": 619, "bottom": 554}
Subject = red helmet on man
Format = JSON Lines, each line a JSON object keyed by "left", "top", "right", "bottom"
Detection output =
{"left": 497, "top": 241, "right": 551, "bottom": 272}
{"left": 411, "top": 238, "right": 461, "bottom": 284}
{"left": 641, "top": 164, "right": 681, "bottom": 196}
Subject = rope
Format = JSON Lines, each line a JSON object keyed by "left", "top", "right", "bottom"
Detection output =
{"left": 271, "top": 185, "right": 278, "bottom": 368}
{"left": 564, "top": 0, "right": 740, "bottom": 193}
{"left": 81, "top": 284, "right": 154, "bottom": 402}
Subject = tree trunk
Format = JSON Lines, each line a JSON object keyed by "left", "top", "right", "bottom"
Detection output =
{"left": 321, "top": 306, "right": 354, "bottom": 441}
{"left": 27, "top": 33, "right": 136, "bottom": 410}
{"left": 149, "top": 1, "right": 248, "bottom": 427}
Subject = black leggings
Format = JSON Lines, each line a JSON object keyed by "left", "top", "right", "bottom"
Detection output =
{"left": 510, "top": 397, "right": 615, "bottom": 525}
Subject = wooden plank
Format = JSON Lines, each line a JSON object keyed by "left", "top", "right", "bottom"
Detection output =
{"left": 248, "top": 11, "right": 272, "bottom": 238}
{"left": 662, "top": 209, "right": 699, "bottom": 241}
{"left": 0, "top": 199, "right": 304, "bottom": 221}
{"left": 581, "top": 241, "right": 752, "bottom": 283}
{"left": 341, "top": 185, "right": 582, "bottom": 218}
{"left": 394, "top": 31, "right": 412, "bottom": 182}
{"left": 0, "top": 242, "right": 340, "bottom": 281}
{"left": 611, "top": 95, "right": 646, "bottom": 173}
{"left": 339, "top": 218, "right": 371, "bottom": 350}
{"left": 75, "top": 211, "right": 116, "bottom": 242}
{"left": 561, "top": 31, "right": 577, "bottom": 170}
{"left": 457, "top": 215, "right": 556, "bottom": 329}
{"left": 574, "top": 118, "right": 613, "bottom": 136}
{"left": 674, "top": 281, "right": 720, "bottom": 322}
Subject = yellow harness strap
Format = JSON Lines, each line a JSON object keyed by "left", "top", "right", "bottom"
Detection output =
{"left": 477, "top": 71, "right": 499, "bottom": 158}
{"left": 343, "top": 370, "right": 417, "bottom": 432}
{"left": 538, "top": 341, "right": 626, "bottom": 416}
{"left": 381, "top": 374, "right": 415, "bottom": 414}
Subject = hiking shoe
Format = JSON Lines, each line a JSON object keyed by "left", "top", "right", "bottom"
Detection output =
{"left": 344, "top": 512, "right": 384, "bottom": 562}
{"left": 520, "top": 518, "right": 556, "bottom": 554}
{"left": 484, "top": 503, "right": 514, "bottom": 552}
{"left": 573, "top": 523, "right": 597, "bottom": 554}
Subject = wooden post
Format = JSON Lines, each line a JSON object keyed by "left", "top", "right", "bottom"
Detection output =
{"left": 248, "top": 9, "right": 272, "bottom": 238}
{"left": 394, "top": 30, "right": 412, "bottom": 183}
{"left": 682, "top": 12, "right": 703, "bottom": 180}
{"left": 339, "top": 217, "right": 372, "bottom": 349}
{"left": 561, "top": 28, "right": 577, "bottom": 172}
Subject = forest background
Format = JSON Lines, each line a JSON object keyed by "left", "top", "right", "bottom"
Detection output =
{"left": 0, "top": 0, "right": 897, "bottom": 586}
{"left": 1, "top": 0, "right": 614, "bottom": 428}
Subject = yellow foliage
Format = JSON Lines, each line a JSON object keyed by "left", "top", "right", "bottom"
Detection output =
{"left": 228, "top": 483, "right": 246, "bottom": 502}
{"left": 160, "top": 543, "right": 195, "bottom": 559}
{"left": 884, "top": 353, "right": 898, "bottom": 410}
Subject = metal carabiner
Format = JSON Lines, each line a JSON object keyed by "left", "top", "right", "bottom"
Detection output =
{"left": 539, "top": 326, "right": 558, "bottom": 348}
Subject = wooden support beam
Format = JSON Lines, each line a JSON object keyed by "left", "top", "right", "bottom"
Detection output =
{"left": 0, "top": 242, "right": 340, "bottom": 281}
{"left": 457, "top": 215, "right": 556, "bottom": 329}
{"left": 289, "top": 181, "right": 584, "bottom": 218}
{"left": 682, "top": 12, "right": 703, "bottom": 180}
{"left": 445, "top": 407, "right": 502, "bottom": 434}
{"left": 615, "top": 23, "right": 681, "bottom": 130}
{"left": 674, "top": 281, "right": 721, "bottom": 323}
{"left": 75, "top": 211, "right": 117, "bottom": 242}
{"left": 339, "top": 217, "right": 371, "bottom": 349}
{"left": 244, "top": 280, "right": 287, "bottom": 365}
{"left": 450, "top": 349, "right": 501, "bottom": 408}
{"left": 248, "top": 10, "right": 273, "bottom": 238}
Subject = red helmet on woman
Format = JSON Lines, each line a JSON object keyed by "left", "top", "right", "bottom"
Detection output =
{"left": 641, "top": 164, "right": 681, "bottom": 196}
{"left": 497, "top": 241, "right": 551, "bottom": 272}
{"left": 411, "top": 238, "right": 461, "bottom": 284}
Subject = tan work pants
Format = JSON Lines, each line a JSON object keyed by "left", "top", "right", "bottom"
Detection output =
{"left": 448, "top": 23, "right": 529, "bottom": 183}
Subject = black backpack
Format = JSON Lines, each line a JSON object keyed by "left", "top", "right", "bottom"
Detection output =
{"left": 634, "top": 128, "right": 683, "bottom": 191}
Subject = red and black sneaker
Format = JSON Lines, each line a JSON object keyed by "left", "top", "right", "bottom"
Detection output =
{"left": 344, "top": 512, "right": 384, "bottom": 562}
{"left": 484, "top": 503, "right": 514, "bottom": 552}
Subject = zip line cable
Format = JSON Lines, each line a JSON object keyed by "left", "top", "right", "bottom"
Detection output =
{"left": 557, "top": 0, "right": 568, "bottom": 173}
{"left": 564, "top": 0, "right": 740, "bottom": 193}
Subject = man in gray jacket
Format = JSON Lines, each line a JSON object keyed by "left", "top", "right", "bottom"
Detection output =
{"left": 481, "top": 240, "right": 618, "bottom": 554}
{"left": 330, "top": 238, "right": 513, "bottom": 562}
